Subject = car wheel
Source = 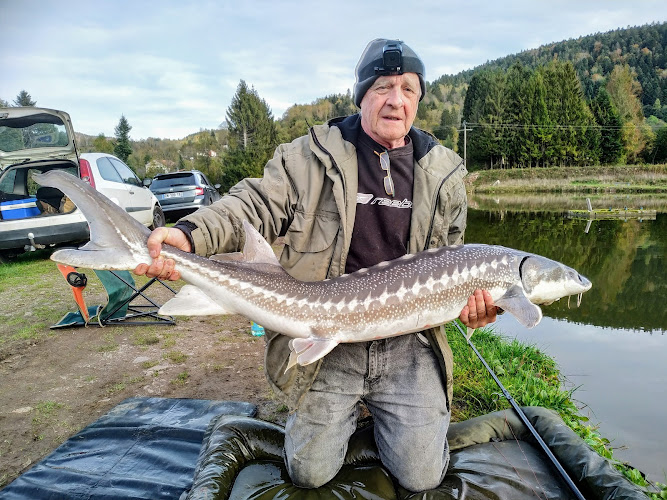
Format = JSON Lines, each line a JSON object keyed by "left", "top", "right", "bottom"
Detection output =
{"left": 150, "top": 205, "right": 166, "bottom": 230}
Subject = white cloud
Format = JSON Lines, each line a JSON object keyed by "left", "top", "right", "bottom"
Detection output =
{"left": 2, "top": 0, "right": 666, "bottom": 139}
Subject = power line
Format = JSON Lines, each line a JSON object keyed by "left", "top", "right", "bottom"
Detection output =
{"left": 464, "top": 122, "right": 665, "bottom": 131}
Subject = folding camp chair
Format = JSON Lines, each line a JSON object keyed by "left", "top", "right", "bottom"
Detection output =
{"left": 52, "top": 264, "right": 176, "bottom": 328}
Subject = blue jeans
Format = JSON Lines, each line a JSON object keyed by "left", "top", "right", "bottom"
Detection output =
{"left": 284, "top": 333, "right": 450, "bottom": 492}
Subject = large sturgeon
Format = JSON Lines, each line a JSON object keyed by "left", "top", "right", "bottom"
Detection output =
{"left": 35, "top": 171, "right": 591, "bottom": 367}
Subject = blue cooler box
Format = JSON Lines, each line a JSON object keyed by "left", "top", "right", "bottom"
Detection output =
{"left": 0, "top": 198, "right": 40, "bottom": 219}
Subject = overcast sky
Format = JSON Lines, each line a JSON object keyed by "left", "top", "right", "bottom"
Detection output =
{"left": 1, "top": 0, "right": 666, "bottom": 140}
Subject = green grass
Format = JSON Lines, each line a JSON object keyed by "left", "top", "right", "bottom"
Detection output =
{"left": 132, "top": 330, "right": 161, "bottom": 346}
{"left": 0, "top": 250, "right": 56, "bottom": 291}
{"left": 97, "top": 332, "right": 119, "bottom": 352}
{"left": 31, "top": 400, "right": 67, "bottom": 441}
{"left": 172, "top": 370, "right": 189, "bottom": 385}
{"left": 105, "top": 375, "right": 145, "bottom": 395}
{"left": 448, "top": 323, "right": 666, "bottom": 498}
{"left": 164, "top": 350, "right": 188, "bottom": 364}
{"left": 468, "top": 164, "right": 667, "bottom": 194}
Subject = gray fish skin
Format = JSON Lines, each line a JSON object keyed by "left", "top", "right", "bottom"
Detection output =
{"left": 34, "top": 170, "right": 592, "bottom": 367}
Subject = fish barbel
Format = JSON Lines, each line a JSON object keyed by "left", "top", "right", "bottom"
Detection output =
{"left": 35, "top": 171, "right": 592, "bottom": 367}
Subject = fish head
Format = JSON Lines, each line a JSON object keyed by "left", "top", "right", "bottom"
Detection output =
{"left": 520, "top": 255, "right": 592, "bottom": 305}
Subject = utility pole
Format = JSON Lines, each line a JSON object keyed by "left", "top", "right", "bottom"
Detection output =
{"left": 458, "top": 121, "right": 473, "bottom": 168}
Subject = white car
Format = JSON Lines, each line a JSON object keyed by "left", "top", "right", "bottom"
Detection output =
{"left": 0, "top": 107, "right": 164, "bottom": 261}
{"left": 80, "top": 153, "right": 165, "bottom": 230}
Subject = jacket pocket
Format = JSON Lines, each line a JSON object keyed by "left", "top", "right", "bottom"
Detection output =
{"left": 281, "top": 210, "right": 340, "bottom": 281}
{"left": 284, "top": 210, "right": 339, "bottom": 253}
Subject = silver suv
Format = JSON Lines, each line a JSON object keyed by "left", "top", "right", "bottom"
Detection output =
{"left": 149, "top": 170, "right": 220, "bottom": 220}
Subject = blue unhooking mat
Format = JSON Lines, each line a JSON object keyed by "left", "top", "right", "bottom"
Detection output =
{"left": 0, "top": 398, "right": 257, "bottom": 500}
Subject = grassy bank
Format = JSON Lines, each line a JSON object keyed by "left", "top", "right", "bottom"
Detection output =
{"left": 448, "top": 324, "right": 667, "bottom": 498}
{"left": 466, "top": 164, "right": 667, "bottom": 194}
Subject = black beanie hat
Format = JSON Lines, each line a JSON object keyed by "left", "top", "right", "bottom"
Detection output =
{"left": 353, "top": 38, "right": 426, "bottom": 108}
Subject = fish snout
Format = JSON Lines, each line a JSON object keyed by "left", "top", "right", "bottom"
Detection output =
{"left": 578, "top": 273, "right": 592, "bottom": 291}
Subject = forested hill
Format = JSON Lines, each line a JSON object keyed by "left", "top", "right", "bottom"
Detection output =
{"left": 423, "top": 22, "right": 667, "bottom": 169}
{"left": 433, "top": 22, "right": 667, "bottom": 113}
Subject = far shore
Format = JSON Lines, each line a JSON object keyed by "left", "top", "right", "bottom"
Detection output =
{"left": 465, "top": 164, "right": 667, "bottom": 194}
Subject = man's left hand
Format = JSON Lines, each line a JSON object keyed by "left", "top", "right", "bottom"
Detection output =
{"left": 459, "top": 289, "right": 499, "bottom": 329}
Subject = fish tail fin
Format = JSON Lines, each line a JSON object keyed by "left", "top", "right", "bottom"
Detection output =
{"left": 33, "top": 170, "right": 151, "bottom": 270}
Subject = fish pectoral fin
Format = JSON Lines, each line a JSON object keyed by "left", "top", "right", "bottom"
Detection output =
{"left": 466, "top": 327, "right": 475, "bottom": 340}
{"left": 288, "top": 337, "right": 339, "bottom": 367}
{"left": 158, "top": 285, "right": 232, "bottom": 316}
{"left": 495, "top": 285, "right": 543, "bottom": 329}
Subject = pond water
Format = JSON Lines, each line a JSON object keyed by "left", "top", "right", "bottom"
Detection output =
{"left": 465, "top": 193, "right": 667, "bottom": 483}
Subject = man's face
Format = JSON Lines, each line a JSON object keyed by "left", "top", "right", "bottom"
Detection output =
{"left": 359, "top": 73, "right": 421, "bottom": 150}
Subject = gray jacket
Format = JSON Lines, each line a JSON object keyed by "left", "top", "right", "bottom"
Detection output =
{"left": 181, "top": 114, "right": 468, "bottom": 410}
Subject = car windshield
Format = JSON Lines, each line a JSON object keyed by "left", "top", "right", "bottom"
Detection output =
{"left": 151, "top": 173, "right": 196, "bottom": 189}
{"left": 0, "top": 113, "right": 70, "bottom": 152}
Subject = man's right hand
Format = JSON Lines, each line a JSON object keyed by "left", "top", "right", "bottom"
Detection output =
{"left": 134, "top": 227, "right": 191, "bottom": 281}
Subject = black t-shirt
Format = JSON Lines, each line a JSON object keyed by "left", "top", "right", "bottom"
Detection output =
{"left": 345, "top": 131, "right": 414, "bottom": 273}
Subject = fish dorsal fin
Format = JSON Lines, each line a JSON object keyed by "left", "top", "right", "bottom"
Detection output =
{"left": 495, "top": 285, "right": 543, "bottom": 329}
{"left": 159, "top": 285, "right": 232, "bottom": 316}
{"left": 242, "top": 220, "right": 281, "bottom": 266}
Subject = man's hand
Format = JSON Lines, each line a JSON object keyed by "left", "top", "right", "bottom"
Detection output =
{"left": 134, "top": 227, "right": 191, "bottom": 281}
{"left": 459, "top": 289, "right": 499, "bottom": 329}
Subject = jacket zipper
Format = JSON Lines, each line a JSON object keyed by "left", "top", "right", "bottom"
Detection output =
{"left": 309, "top": 127, "right": 346, "bottom": 278}
{"left": 422, "top": 158, "right": 465, "bottom": 411}
{"left": 422, "top": 159, "right": 464, "bottom": 252}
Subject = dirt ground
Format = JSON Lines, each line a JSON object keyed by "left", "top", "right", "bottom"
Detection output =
{"left": 0, "top": 271, "right": 283, "bottom": 490}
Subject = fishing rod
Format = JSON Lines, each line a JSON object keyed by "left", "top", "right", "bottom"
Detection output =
{"left": 453, "top": 321, "right": 586, "bottom": 500}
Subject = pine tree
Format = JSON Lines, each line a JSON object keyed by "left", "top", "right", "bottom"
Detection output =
{"left": 527, "top": 71, "right": 553, "bottom": 167}
{"left": 225, "top": 80, "right": 276, "bottom": 152}
{"left": 504, "top": 63, "right": 531, "bottom": 167}
{"left": 592, "top": 88, "right": 623, "bottom": 164}
{"left": 542, "top": 61, "right": 595, "bottom": 166}
{"left": 460, "top": 71, "right": 507, "bottom": 168}
{"left": 650, "top": 126, "right": 667, "bottom": 163}
{"left": 13, "top": 90, "right": 36, "bottom": 106}
{"left": 113, "top": 115, "right": 133, "bottom": 162}
{"left": 222, "top": 80, "right": 278, "bottom": 192}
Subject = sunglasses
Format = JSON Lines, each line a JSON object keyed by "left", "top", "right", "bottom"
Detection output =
{"left": 374, "top": 150, "right": 395, "bottom": 197}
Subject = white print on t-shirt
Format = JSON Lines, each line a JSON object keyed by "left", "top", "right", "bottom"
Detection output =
{"left": 356, "top": 193, "right": 413, "bottom": 209}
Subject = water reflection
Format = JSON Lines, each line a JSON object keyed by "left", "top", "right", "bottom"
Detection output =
{"left": 465, "top": 197, "right": 667, "bottom": 482}
{"left": 465, "top": 208, "right": 667, "bottom": 332}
